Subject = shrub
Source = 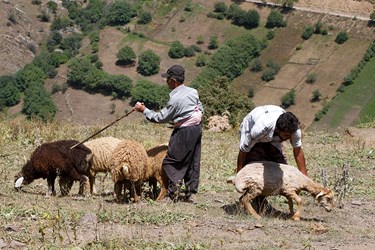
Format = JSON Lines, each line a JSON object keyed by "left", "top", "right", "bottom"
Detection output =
{"left": 306, "top": 72, "right": 317, "bottom": 84}
{"left": 107, "top": 0, "right": 136, "bottom": 26}
{"left": 23, "top": 84, "right": 57, "bottom": 122}
{"left": 184, "top": 46, "right": 195, "bottom": 57}
{"left": 116, "top": 46, "right": 136, "bottom": 65}
{"left": 311, "top": 89, "right": 321, "bottom": 102}
{"left": 208, "top": 35, "right": 219, "bottom": 50}
{"left": 47, "top": 1, "right": 58, "bottom": 13}
{"left": 302, "top": 26, "right": 314, "bottom": 40}
{"left": 261, "top": 68, "right": 276, "bottom": 81}
{"left": 281, "top": 89, "right": 296, "bottom": 108}
{"left": 248, "top": 87, "right": 254, "bottom": 98}
{"left": 214, "top": 2, "right": 227, "bottom": 13}
{"left": 137, "top": 50, "right": 160, "bottom": 76}
{"left": 169, "top": 41, "right": 185, "bottom": 58}
{"left": 196, "top": 54, "right": 207, "bottom": 67}
{"left": 314, "top": 21, "right": 323, "bottom": 34}
{"left": 137, "top": 10, "right": 152, "bottom": 24}
{"left": 266, "top": 30, "right": 276, "bottom": 40}
{"left": 250, "top": 58, "right": 262, "bottom": 72}
{"left": 335, "top": 31, "right": 349, "bottom": 44}
{"left": 131, "top": 79, "right": 169, "bottom": 109}
{"left": 196, "top": 35, "right": 204, "bottom": 45}
{"left": 0, "top": 75, "right": 21, "bottom": 108}
{"left": 266, "top": 10, "right": 286, "bottom": 28}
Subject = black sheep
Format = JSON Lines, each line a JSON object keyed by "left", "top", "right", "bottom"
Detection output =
{"left": 14, "top": 140, "right": 93, "bottom": 196}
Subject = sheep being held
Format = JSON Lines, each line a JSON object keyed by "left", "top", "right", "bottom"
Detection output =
{"left": 227, "top": 161, "right": 334, "bottom": 220}
{"left": 111, "top": 140, "right": 150, "bottom": 202}
{"left": 14, "top": 140, "right": 93, "bottom": 196}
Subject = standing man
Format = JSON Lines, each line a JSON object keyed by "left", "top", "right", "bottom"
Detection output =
{"left": 237, "top": 105, "right": 307, "bottom": 211}
{"left": 134, "top": 65, "right": 203, "bottom": 204}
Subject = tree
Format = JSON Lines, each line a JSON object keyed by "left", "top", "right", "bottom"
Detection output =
{"left": 116, "top": 46, "right": 136, "bottom": 65}
{"left": 60, "top": 33, "right": 83, "bottom": 58}
{"left": 137, "top": 10, "right": 152, "bottom": 24}
{"left": 281, "top": 89, "right": 296, "bottom": 108}
{"left": 47, "top": 1, "right": 58, "bottom": 13}
{"left": 311, "top": 89, "right": 321, "bottom": 102}
{"left": 131, "top": 79, "right": 169, "bottom": 109}
{"left": 266, "top": 10, "right": 286, "bottom": 28}
{"left": 196, "top": 54, "right": 207, "bottom": 67}
{"left": 214, "top": 2, "right": 227, "bottom": 13}
{"left": 104, "top": 74, "right": 132, "bottom": 98}
{"left": 22, "top": 84, "right": 57, "bottom": 122}
{"left": 305, "top": 72, "right": 317, "bottom": 84}
{"left": 0, "top": 75, "right": 20, "bottom": 109}
{"left": 15, "top": 64, "right": 47, "bottom": 91}
{"left": 137, "top": 50, "right": 160, "bottom": 76}
{"left": 250, "top": 58, "right": 262, "bottom": 72}
{"left": 168, "top": 41, "right": 185, "bottom": 58}
{"left": 243, "top": 10, "right": 260, "bottom": 29}
{"left": 335, "top": 31, "right": 349, "bottom": 44}
{"left": 302, "top": 26, "right": 314, "bottom": 40}
{"left": 107, "top": 0, "right": 136, "bottom": 26}
{"left": 208, "top": 35, "right": 219, "bottom": 49}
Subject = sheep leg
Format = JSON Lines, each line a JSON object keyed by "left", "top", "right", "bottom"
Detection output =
{"left": 286, "top": 196, "right": 294, "bottom": 215}
{"left": 240, "top": 192, "right": 261, "bottom": 220}
{"left": 59, "top": 176, "right": 74, "bottom": 196}
{"left": 69, "top": 167, "right": 89, "bottom": 196}
{"left": 89, "top": 174, "right": 97, "bottom": 195}
{"left": 156, "top": 170, "right": 168, "bottom": 201}
{"left": 155, "top": 174, "right": 167, "bottom": 201}
{"left": 290, "top": 193, "right": 303, "bottom": 220}
{"left": 46, "top": 176, "right": 57, "bottom": 197}
{"left": 114, "top": 181, "right": 123, "bottom": 202}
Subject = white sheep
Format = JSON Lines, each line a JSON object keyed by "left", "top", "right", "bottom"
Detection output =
{"left": 227, "top": 161, "right": 334, "bottom": 220}
{"left": 83, "top": 136, "right": 122, "bottom": 194}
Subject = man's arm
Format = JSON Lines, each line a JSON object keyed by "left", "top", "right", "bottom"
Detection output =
{"left": 293, "top": 147, "right": 307, "bottom": 176}
{"left": 237, "top": 150, "right": 248, "bottom": 173}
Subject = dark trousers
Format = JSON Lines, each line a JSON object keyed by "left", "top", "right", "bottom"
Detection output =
{"left": 246, "top": 142, "right": 287, "bottom": 211}
{"left": 162, "top": 124, "right": 202, "bottom": 198}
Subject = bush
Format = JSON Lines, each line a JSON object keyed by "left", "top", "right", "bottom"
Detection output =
{"left": 311, "top": 89, "right": 321, "bottom": 102}
{"left": 168, "top": 41, "right": 185, "bottom": 58}
{"left": 196, "top": 54, "right": 207, "bottom": 67}
{"left": 250, "top": 58, "right": 262, "bottom": 72}
{"left": 107, "top": 0, "right": 136, "bottom": 26}
{"left": 184, "top": 46, "right": 195, "bottom": 57}
{"left": 0, "top": 75, "right": 21, "bottom": 109}
{"left": 137, "top": 10, "right": 152, "bottom": 24}
{"left": 137, "top": 50, "right": 160, "bottom": 76}
{"left": 335, "top": 31, "right": 349, "bottom": 44}
{"left": 281, "top": 89, "right": 296, "bottom": 108}
{"left": 196, "top": 35, "right": 204, "bottom": 45}
{"left": 305, "top": 72, "right": 317, "bottom": 84}
{"left": 266, "top": 30, "right": 276, "bottom": 40}
{"left": 214, "top": 2, "right": 227, "bottom": 13}
{"left": 131, "top": 79, "right": 169, "bottom": 109}
{"left": 116, "top": 46, "right": 136, "bottom": 65}
{"left": 261, "top": 68, "right": 276, "bottom": 81}
{"left": 302, "top": 26, "right": 314, "bottom": 40}
{"left": 23, "top": 84, "right": 57, "bottom": 122}
{"left": 208, "top": 35, "right": 219, "bottom": 50}
{"left": 266, "top": 10, "right": 286, "bottom": 28}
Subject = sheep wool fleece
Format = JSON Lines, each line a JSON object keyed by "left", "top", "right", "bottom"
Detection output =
{"left": 163, "top": 124, "right": 202, "bottom": 198}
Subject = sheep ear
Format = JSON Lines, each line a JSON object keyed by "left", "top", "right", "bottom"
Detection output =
{"left": 15, "top": 177, "right": 24, "bottom": 188}
{"left": 316, "top": 191, "right": 325, "bottom": 200}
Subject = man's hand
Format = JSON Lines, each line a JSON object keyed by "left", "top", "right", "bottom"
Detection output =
{"left": 134, "top": 102, "right": 146, "bottom": 112}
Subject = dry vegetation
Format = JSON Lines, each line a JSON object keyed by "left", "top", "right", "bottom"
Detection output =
{"left": 0, "top": 118, "right": 374, "bottom": 249}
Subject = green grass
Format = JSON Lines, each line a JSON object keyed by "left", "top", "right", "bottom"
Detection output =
{"left": 328, "top": 56, "right": 375, "bottom": 127}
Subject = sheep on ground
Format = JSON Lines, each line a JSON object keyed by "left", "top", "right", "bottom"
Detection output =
{"left": 111, "top": 139, "right": 150, "bottom": 202}
{"left": 146, "top": 144, "right": 168, "bottom": 201}
{"left": 14, "top": 140, "right": 93, "bottom": 196}
{"left": 83, "top": 136, "right": 122, "bottom": 194}
{"left": 227, "top": 161, "right": 334, "bottom": 220}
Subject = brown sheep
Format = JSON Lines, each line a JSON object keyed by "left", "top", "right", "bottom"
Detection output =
{"left": 14, "top": 140, "right": 93, "bottom": 196}
{"left": 111, "top": 140, "right": 150, "bottom": 202}
{"left": 146, "top": 144, "right": 168, "bottom": 201}
{"left": 227, "top": 161, "right": 334, "bottom": 220}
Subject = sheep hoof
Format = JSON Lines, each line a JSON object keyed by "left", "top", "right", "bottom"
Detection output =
{"left": 292, "top": 215, "right": 301, "bottom": 221}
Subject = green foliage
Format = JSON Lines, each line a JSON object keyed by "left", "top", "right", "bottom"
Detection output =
{"left": 314, "top": 21, "right": 324, "bottom": 34}
{"left": 314, "top": 103, "right": 330, "bottom": 121}
{"left": 168, "top": 41, "right": 185, "bottom": 59}
{"left": 39, "top": 9, "right": 50, "bottom": 22}
{"left": 116, "top": 46, "right": 136, "bottom": 64}
{"left": 208, "top": 35, "right": 219, "bottom": 50}
{"left": 137, "top": 50, "right": 160, "bottom": 76}
{"left": 214, "top": 2, "right": 228, "bottom": 13}
{"left": 280, "top": 0, "right": 298, "bottom": 8}
{"left": 137, "top": 10, "right": 152, "bottom": 24}
{"left": 266, "top": 10, "right": 286, "bottom": 28}
{"left": 131, "top": 79, "right": 169, "bottom": 109}
{"left": 67, "top": 57, "right": 105, "bottom": 90}
{"left": 107, "top": 0, "right": 136, "bottom": 26}
{"left": 104, "top": 74, "right": 133, "bottom": 98}
{"left": 32, "top": 51, "right": 58, "bottom": 78}
{"left": 281, "top": 89, "right": 296, "bottom": 108}
{"left": 261, "top": 68, "right": 276, "bottom": 81}
{"left": 311, "top": 89, "right": 321, "bottom": 102}
{"left": 50, "top": 15, "right": 71, "bottom": 31}
{"left": 88, "top": 31, "right": 100, "bottom": 43}
{"left": 335, "top": 31, "right": 349, "bottom": 44}
{"left": 266, "top": 30, "right": 276, "bottom": 40}
{"left": 47, "top": 31, "right": 63, "bottom": 52}
{"left": 23, "top": 84, "right": 57, "bottom": 122}
{"left": 60, "top": 33, "right": 83, "bottom": 58}
{"left": 306, "top": 72, "right": 317, "bottom": 84}
{"left": 370, "top": 10, "right": 375, "bottom": 20}
{"left": 184, "top": 46, "right": 195, "bottom": 57}
{"left": 197, "top": 77, "right": 254, "bottom": 126}
{"left": 250, "top": 58, "right": 262, "bottom": 72}
{"left": 230, "top": 7, "right": 260, "bottom": 29}
{"left": 0, "top": 75, "right": 21, "bottom": 109}
{"left": 196, "top": 35, "right": 204, "bottom": 45}
{"left": 47, "top": 1, "right": 58, "bottom": 13}
{"left": 195, "top": 54, "right": 207, "bottom": 67}
{"left": 16, "top": 64, "right": 47, "bottom": 91}
{"left": 302, "top": 26, "right": 314, "bottom": 40}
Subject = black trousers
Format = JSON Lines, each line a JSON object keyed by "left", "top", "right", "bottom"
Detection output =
{"left": 162, "top": 124, "right": 202, "bottom": 198}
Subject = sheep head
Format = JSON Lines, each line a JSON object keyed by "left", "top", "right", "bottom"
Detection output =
{"left": 315, "top": 189, "right": 334, "bottom": 212}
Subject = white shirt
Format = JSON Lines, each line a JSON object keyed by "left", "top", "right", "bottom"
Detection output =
{"left": 239, "top": 105, "right": 302, "bottom": 152}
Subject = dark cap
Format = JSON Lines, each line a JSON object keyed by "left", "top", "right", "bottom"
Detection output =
{"left": 161, "top": 65, "right": 185, "bottom": 79}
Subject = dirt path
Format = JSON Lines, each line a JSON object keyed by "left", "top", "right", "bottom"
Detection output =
{"left": 245, "top": 0, "right": 373, "bottom": 20}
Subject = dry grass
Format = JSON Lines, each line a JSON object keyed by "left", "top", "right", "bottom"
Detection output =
{"left": 0, "top": 118, "right": 374, "bottom": 249}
